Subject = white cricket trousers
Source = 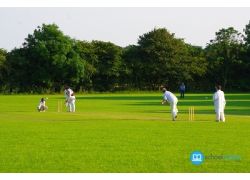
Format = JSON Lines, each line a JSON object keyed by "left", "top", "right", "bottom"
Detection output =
{"left": 170, "top": 101, "right": 178, "bottom": 121}
{"left": 216, "top": 112, "right": 225, "bottom": 122}
{"left": 68, "top": 100, "right": 75, "bottom": 112}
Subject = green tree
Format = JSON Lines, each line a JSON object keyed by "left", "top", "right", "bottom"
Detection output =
{"left": 136, "top": 28, "right": 207, "bottom": 90}
{"left": 121, "top": 45, "right": 142, "bottom": 89}
{"left": 206, "top": 27, "right": 244, "bottom": 90}
{"left": 91, "top": 41, "right": 122, "bottom": 91}
{"left": 5, "top": 48, "right": 29, "bottom": 92}
{"left": 75, "top": 40, "right": 98, "bottom": 91}
{"left": 184, "top": 44, "right": 208, "bottom": 91}
{"left": 244, "top": 21, "right": 250, "bottom": 46}
{"left": 239, "top": 21, "right": 250, "bottom": 90}
{"left": 0, "top": 48, "right": 7, "bottom": 90}
{"left": 6, "top": 24, "right": 85, "bottom": 92}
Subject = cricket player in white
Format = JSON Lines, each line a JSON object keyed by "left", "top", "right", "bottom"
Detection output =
{"left": 37, "top": 98, "right": 48, "bottom": 112}
{"left": 213, "top": 85, "right": 226, "bottom": 122}
{"left": 68, "top": 93, "right": 76, "bottom": 112}
{"left": 64, "top": 86, "right": 75, "bottom": 112}
{"left": 162, "top": 87, "right": 178, "bottom": 121}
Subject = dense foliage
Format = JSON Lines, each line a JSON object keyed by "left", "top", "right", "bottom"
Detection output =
{"left": 1, "top": 23, "right": 250, "bottom": 93}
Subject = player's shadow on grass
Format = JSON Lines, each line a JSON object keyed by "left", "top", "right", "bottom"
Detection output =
{"left": 66, "top": 95, "right": 214, "bottom": 101}
{"left": 126, "top": 101, "right": 212, "bottom": 107}
{"left": 179, "top": 100, "right": 250, "bottom": 107}
{"left": 126, "top": 100, "right": 250, "bottom": 108}
{"left": 143, "top": 109, "right": 250, "bottom": 116}
{"left": 76, "top": 96, "right": 160, "bottom": 101}
{"left": 143, "top": 109, "right": 215, "bottom": 115}
{"left": 126, "top": 102, "right": 161, "bottom": 106}
{"left": 57, "top": 94, "right": 250, "bottom": 101}
{"left": 64, "top": 95, "right": 211, "bottom": 101}
{"left": 179, "top": 94, "right": 250, "bottom": 100}
{"left": 194, "top": 109, "right": 250, "bottom": 116}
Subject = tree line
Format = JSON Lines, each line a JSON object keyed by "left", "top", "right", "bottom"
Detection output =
{"left": 0, "top": 22, "right": 250, "bottom": 93}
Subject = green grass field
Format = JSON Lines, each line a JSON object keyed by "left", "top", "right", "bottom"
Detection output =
{"left": 0, "top": 93, "right": 249, "bottom": 172}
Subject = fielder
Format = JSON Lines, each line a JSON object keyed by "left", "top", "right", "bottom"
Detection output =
{"left": 213, "top": 85, "right": 226, "bottom": 122}
{"left": 162, "top": 87, "right": 178, "bottom": 121}
{"left": 64, "top": 86, "right": 76, "bottom": 112}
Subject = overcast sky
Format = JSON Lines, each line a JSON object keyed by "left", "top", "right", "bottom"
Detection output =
{"left": 1, "top": 7, "right": 250, "bottom": 51}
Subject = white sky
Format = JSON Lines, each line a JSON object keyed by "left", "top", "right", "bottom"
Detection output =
{"left": 0, "top": 7, "right": 250, "bottom": 51}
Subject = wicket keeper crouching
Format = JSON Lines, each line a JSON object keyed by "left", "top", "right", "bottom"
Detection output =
{"left": 37, "top": 98, "right": 48, "bottom": 112}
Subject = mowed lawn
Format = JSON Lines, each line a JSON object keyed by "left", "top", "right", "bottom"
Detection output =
{"left": 0, "top": 93, "right": 249, "bottom": 172}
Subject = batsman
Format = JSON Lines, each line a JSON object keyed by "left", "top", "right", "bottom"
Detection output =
{"left": 64, "top": 85, "right": 76, "bottom": 112}
{"left": 161, "top": 86, "right": 179, "bottom": 121}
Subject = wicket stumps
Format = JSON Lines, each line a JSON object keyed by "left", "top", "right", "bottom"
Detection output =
{"left": 189, "top": 106, "right": 195, "bottom": 121}
{"left": 57, "top": 100, "right": 63, "bottom": 112}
